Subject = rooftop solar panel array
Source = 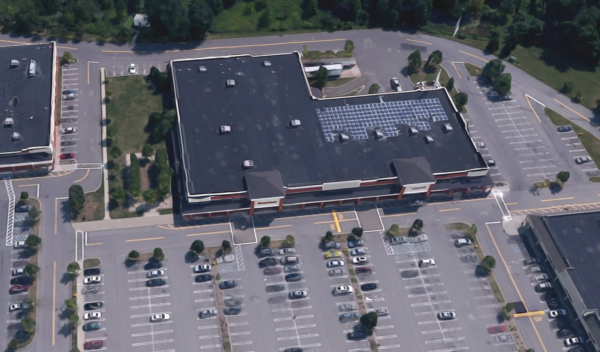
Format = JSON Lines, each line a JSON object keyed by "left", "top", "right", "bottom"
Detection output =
{"left": 316, "top": 98, "right": 448, "bottom": 142}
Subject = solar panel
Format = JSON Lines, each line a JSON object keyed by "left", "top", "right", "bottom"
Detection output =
{"left": 316, "top": 98, "right": 448, "bottom": 142}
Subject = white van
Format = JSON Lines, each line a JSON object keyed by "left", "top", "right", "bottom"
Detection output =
{"left": 28, "top": 60, "right": 36, "bottom": 77}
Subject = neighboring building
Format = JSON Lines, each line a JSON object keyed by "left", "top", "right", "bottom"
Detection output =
{"left": 169, "top": 52, "right": 492, "bottom": 220}
{"left": 524, "top": 211, "right": 600, "bottom": 352}
{"left": 133, "top": 14, "right": 150, "bottom": 27}
{"left": 0, "top": 42, "right": 58, "bottom": 173}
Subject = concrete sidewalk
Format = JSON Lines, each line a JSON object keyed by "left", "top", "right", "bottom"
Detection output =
{"left": 71, "top": 215, "right": 174, "bottom": 232}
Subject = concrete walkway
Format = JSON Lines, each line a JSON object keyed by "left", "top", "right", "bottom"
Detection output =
{"left": 100, "top": 68, "right": 110, "bottom": 219}
{"left": 71, "top": 214, "right": 174, "bottom": 232}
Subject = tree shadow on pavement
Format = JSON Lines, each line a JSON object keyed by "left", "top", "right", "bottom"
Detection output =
{"left": 58, "top": 323, "right": 72, "bottom": 337}
{"left": 185, "top": 251, "right": 199, "bottom": 264}
{"left": 60, "top": 273, "right": 72, "bottom": 285}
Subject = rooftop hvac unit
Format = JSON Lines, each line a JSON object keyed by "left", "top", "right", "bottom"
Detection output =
{"left": 442, "top": 123, "right": 453, "bottom": 132}
{"left": 425, "top": 135, "right": 434, "bottom": 144}
{"left": 11, "top": 132, "right": 21, "bottom": 140}
{"left": 290, "top": 119, "right": 301, "bottom": 128}
{"left": 220, "top": 125, "right": 231, "bottom": 134}
{"left": 226, "top": 79, "right": 236, "bottom": 87}
{"left": 242, "top": 160, "right": 254, "bottom": 169}
{"left": 339, "top": 132, "right": 350, "bottom": 142}
{"left": 10, "top": 60, "right": 18, "bottom": 68}
{"left": 4, "top": 118, "right": 13, "bottom": 127}
{"left": 198, "top": 66, "right": 207, "bottom": 72}
{"left": 263, "top": 61, "right": 272, "bottom": 67}
{"left": 408, "top": 126, "right": 419, "bottom": 136}
{"left": 374, "top": 130, "right": 384, "bottom": 139}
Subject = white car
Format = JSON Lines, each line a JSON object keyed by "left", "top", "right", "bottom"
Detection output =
{"left": 352, "top": 256, "right": 369, "bottom": 265}
{"left": 564, "top": 337, "right": 581, "bottom": 346}
{"left": 575, "top": 156, "right": 592, "bottom": 164}
{"left": 9, "top": 303, "right": 29, "bottom": 312}
{"left": 350, "top": 248, "right": 367, "bottom": 256}
{"left": 12, "top": 268, "right": 25, "bottom": 276}
{"left": 194, "top": 264, "right": 211, "bottom": 273}
{"left": 454, "top": 238, "right": 472, "bottom": 247}
{"left": 391, "top": 77, "right": 399, "bottom": 87}
{"left": 419, "top": 258, "right": 436, "bottom": 267}
{"left": 84, "top": 276, "right": 102, "bottom": 284}
{"left": 129, "top": 63, "right": 137, "bottom": 74}
{"left": 333, "top": 285, "right": 353, "bottom": 295}
{"left": 549, "top": 309, "right": 568, "bottom": 318}
{"left": 63, "top": 92, "right": 77, "bottom": 100}
{"left": 279, "top": 248, "right": 296, "bottom": 255}
{"left": 533, "top": 273, "right": 549, "bottom": 281}
{"left": 327, "top": 260, "right": 345, "bottom": 268}
{"left": 438, "top": 311, "right": 456, "bottom": 320}
{"left": 13, "top": 241, "right": 26, "bottom": 249}
{"left": 150, "top": 313, "right": 171, "bottom": 322}
{"left": 84, "top": 312, "right": 102, "bottom": 320}
{"left": 374, "top": 308, "right": 389, "bottom": 316}
{"left": 147, "top": 270, "right": 164, "bottom": 278}
{"left": 61, "top": 127, "right": 77, "bottom": 134}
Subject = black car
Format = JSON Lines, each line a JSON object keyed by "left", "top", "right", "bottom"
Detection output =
{"left": 15, "top": 205, "right": 32, "bottom": 213}
{"left": 348, "top": 240, "right": 364, "bottom": 248}
{"left": 266, "top": 284, "right": 285, "bottom": 293}
{"left": 523, "top": 258, "right": 541, "bottom": 266}
{"left": 224, "top": 306, "right": 242, "bottom": 315}
{"left": 195, "top": 274, "right": 212, "bottom": 283}
{"left": 146, "top": 279, "right": 166, "bottom": 287}
{"left": 84, "top": 302, "right": 103, "bottom": 310}
{"left": 264, "top": 267, "right": 282, "bottom": 275}
{"left": 285, "top": 273, "right": 302, "bottom": 282}
{"left": 219, "top": 280, "right": 236, "bottom": 289}
{"left": 557, "top": 329, "right": 575, "bottom": 339}
{"left": 361, "top": 283, "right": 378, "bottom": 291}
{"left": 283, "top": 348, "right": 303, "bottom": 352}
{"left": 145, "top": 260, "right": 162, "bottom": 269}
{"left": 557, "top": 126, "right": 573, "bottom": 132}
{"left": 259, "top": 258, "right": 277, "bottom": 268}
{"left": 10, "top": 275, "right": 32, "bottom": 285}
{"left": 259, "top": 248, "right": 275, "bottom": 258}
{"left": 84, "top": 268, "right": 100, "bottom": 276}
{"left": 347, "top": 331, "right": 367, "bottom": 340}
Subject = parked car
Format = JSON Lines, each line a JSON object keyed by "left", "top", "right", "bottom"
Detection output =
{"left": 355, "top": 267, "right": 372, "bottom": 275}
{"left": 84, "top": 341, "right": 103, "bottom": 350}
{"left": 487, "top": 159, "right": 496, "bottom": 166}
{"left": 13, "top": 240, "right": 26, "bottom": 248}
{"left": 224, "top": 306, "right": 242, "bottom": 315}
{"left": 329, "top": 268, "right": 346, "bottom": 276}
{"left": 82, "top": 322, "right": 101, "bottom": 331}
{"left": 391, "top": 77, "right": 399, "bottom": 88}
{"left": 61, "top": 127, "right": 77, "bottom": 134}
{"left": 487, "top": 90, "right": 499, "bottom": 96}
{"left": 12, "top": 268, "right": 25, "bottom": 276}
{"left": 347, "top": 331, "right": 367, "bottom": 340}
{"left": 333, "top": 285, "right": 353, "bottom": 295}
{"left": 284, "top": 265, "right": 300, "bottom": 273}
{"left": 259, "top": 248, "right": 275, "bottom": 257}
{"left": 199, "top": 309, "right": 217, "bottom": 318}
{"left": 129, "top": 63, "right": 137, "bottom": 74}
{"left": 84, "top": 268, "right": 100, "bottom": 276}
{"left": 285, "top": 273, "right": 302, "bottom": 282}
{"left": 339, "top": 312, "right": 360, "bottom": 323}
{"left": 11, "top": 275, "right": 32, "bottom": 285}
{"left": 350, "top": 248, "right": 367, "bottom": 256}
{"left": 523, "top": 258, "right": 541, "bottom": 265}
{"left": 327, "top": 260, "right": 345, "bottom": 268}
{"left": 352, "top": 256, "right": 369, "bottom": 265}
{"left": 9, "top": 303, "right": 29, "bottom": 312}
{"left": 84, "top": 276, "right": 102, "bottom": 284}
{"left": 259, "top": 258, "right": 277, "bottom": 268}
{"left": 10, "top": 284, "right": 28, "bottom": 293}
{"left": 438, "top": 311, "right": 456, "bottom": 320}
{"left": 528, "top": 265, "right": 545, "bottom": 274}
{"left": 84, "top": 312, "right": 102, "bottom": 320}
{"left": 288, "top": 290, "right": 308, "bottom": 299}
{"left": 557, "top": 329, "right": 575, "bottom": 339}
{"left": 348, "top": 239, "right": 363, "bottom": 248}
{"left": 15, "top": 205, "right": 32, "bottom": 213}
{"left": 339, "top": 303, "right": 357, "bottom": 312}
{"left": 84, "top": 302, "right": 103, "bottom": 310}
{"left": 475, "top": 142, "right": 486, "bottom": 149}
{"left": 324, "top": 250, "right": 342, "bottom": 259}
{"left": 550, "top": 309, "right": 568, "bottom": 318}
{"left": 323, "top": 241, "right": 341, "bottom": 250}
{"left": 564, "top": 337, "right": 582, "bottom": 347}
{"left": 63, "top": 92, "right": 77, "bottom": 100}
{"left": 533, "top": 273, "right": 549, "bottom": 281}
{"left": 374, "top": 308, "right": 389, "bottom": 316}
{"left": 266, "top": 284, "right": 285, "bottom": 293}
{"left": 535, "top": 282, "right": 553, "bottom": 292}
{"left": 487, "top": 325, "right": 507, "bottom": 334}
{"left": 195, "top": 274, "right": 212, "bottom": 283}
{"left": 280, "top": 256, "right": 299, "bottom": 265}
{"left": 62, "top": 89, "right": 76, "bottom": 95}
{"left": 499, "top": 95, "right": 512, "bottom": 101}
{"left": 454, "top": 238, "right": 472, "bottom": 247}
{"left": 557, "top": 126, "right": 573, "bottom": 132}
{"left": 146, "top": 279, "right": 166, "bottom": 287}
{"left": 150, "top": 313, "right": 171, "bottom": 322}
{"left": 576, "top": 156, "right": 593, "bottom": 164}
{"left": 389, "top": 236, "right": 408, "bottom": 245}
{"left": 283, "top": 348, "right": 303, "bottom": 352}
{"left": 264, "top": 267, "right": 282, "bottom": 275}
{"left": 279, "top": 248, "right": 296, "bottom": 255}
{"left": 146, "top": 269, "right": 164, "bottom": 278}
{"left": 219, "top": 280, "right": 236, "bottom": 289}
{"left": 361, "top": 283, "right": 378, "bottom": 291}
{"left": 194, "top": 264, "right": 211, "bottom": 273}
{"left": 419, "top": 258, "right": 436, "bottom": 267}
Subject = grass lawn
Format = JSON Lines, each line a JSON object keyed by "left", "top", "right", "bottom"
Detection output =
{"left": 83, "top": 258, "right": 101, "bottom": 269}
{"left": 324, "top": 77, "right": 357, "bottom": 88}
{"left": 464, "top": 63, "right": 482, "bottom": 76}
{"left": 105, "top": 75, "right": 165, "bottom": 219}
{"left": 158, "top": 208, "right": 173, "bottom": 215}
{"left": 408, "top": 64, "right": 455, "bottom": 94}
{"left": 125, "top": 16, "right": 134, "bottom": 28}
{"left": 72, "top": 180, "right": 105, "bottom": 222}
{"left": 544, "top": 108, "right": 600, "bottom": 181}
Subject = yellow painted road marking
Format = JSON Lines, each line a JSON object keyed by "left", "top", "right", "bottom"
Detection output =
{"left": 439, "top": 208, "right": 460, "bottom": 212}
{"left": 485, "top": 224, "right": 548, "bottom": 352}
{"left": 75, "top": 169, "right": 90, "bottom": 183}
{"left": 553, "top": 99, "right": 590, "bottom": 122}
{"left": 256, "top": 224, "right": 292, "bottom": 231}
{"left": 314, "top": 218, "right": 356, "bottom": 225}
{"left": 58, "top": 45, "right": 78, "bottom": 50}
{"left": 87, "top": 242, "right": 103, "bottom": 246}
{"left": 451, "top": 62, "right": 462, "bottom": 79}
{"left": 381, "top": 212, "right": 417, "bottom": 218}
{"left": 12, "top": 170, "right": 75, "bottom": 182}
{"left": 52, "top": 261, "right": 56, "bottom": 345}
{"left": 540, "top": 197, "right": 575, "bottom": 202}
{"left": 525, "top": 94, "right": 542, "bottom": 123}
{"left": 18, "top": 184, "right": 38, "bottom": 187}
{"left": 125, "top": 237, "right": 164, "bottom": 242}
{"left": 102, "top": 38, "right": 346, "bottom": 53}
{"left": 157, "top": 223, "right": 227, "bottom": 230}
{"left": 459, "top": 51, "right": 489, "bottom": 63}
{"left": 406, "top": 38, "right": 432, "bottom": 45}
{"left": 514, "top": 311, "right": 545, "bottom": 318}
{"left": 187, "top": 230, "right": 231, "bottom": 237}
{"left": 332, "top": 210, "right": 341, "bottom": 233}
{"left": 505, "top": 203, "right": 518, "bottom": 206}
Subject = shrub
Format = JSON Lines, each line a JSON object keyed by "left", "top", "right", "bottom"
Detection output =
{"left": 130, "top": 154, "right": 141, "bottom": 197}
{"left": 8, "top": 339, "right": 18, "bottom": 349}
{"left": 505, "top": 302, "right": 514, "bottom": 312}
{"left": 110, "top": 145, "right": 122, "bottom": 159}
{"left": 351, "top": 228, "right": 363, "bottom": 238}
{"left": 222, "top": 240, "right": 232, "bottom": 253}
{"left": 153, "top": 247, "right": 164, "bottom": 260}
{"left": 324, "top": 231, "right": 334, "bottom": 242}
{"left": 344, "top": 40, "right": 355, "bottom": 53}
{"left": 155, "top": 148, "right": 172, "bottom": 197}
{"left": 360, "top": 312, "right": 378, "bottom": 330}
{"left": 68, "top": 314, "right": 79, "bottom": 326}
{"left": 69, "top": 185, "right": 85, "bottom": 209}
{"left": 21, "top": 317, "right": 36, "bottom": 332}
{"left": 112, "top": 187, "right": 126, "bottom": 201}
{"left": 470, "top": 224, "right": 478, "bottom": 235}
{"left": 453, "top": 92, "right": 469, "bottom": 111}
{"left": 25, "top": 263, "right": 40, "bottom": 276}
{"left": 445, "top": 77, "right": 455, "bottom": 92}
{"left": 20, "top": 192, "right": 29, "bottom": 200}
{"left": 62, "top": 51, "right": 73, "bottom": 65}
{"left": 410, "top": 219, "right": 424, "bottom": 235}
{"left": 481, "top": 255, "right": 496, "bottom": 271}
{"left": 143, "top": 189, "right": 156, "bottom": 203}
{"left": 142, "top": 144, "right": 153, "bottom": 158}
{"left": 368, "top": 84, "right": 380, "bottom": 94}
{"left": 407, "top": 50, "right": 422, "bottom": 73}
{"left": 105, "top": 88, "right": 113, "bottom": 96}
{"left": 575, "top": 92, "right": 583, "bottom": 103}
{"left": 562, "top": 81, "right": 573, "bottom": 94}
{"left": 313, "top": 66, "right": 328, "bottom": 88}
{"left": 128, "top": 250, "right": 140, "bottom": 259}
{"left": 190, "top": 240, "right": 205, "bottom": 255}
{"left": 387, "top": 224, "right": 400, "bottom": 237}
{"left": 260, "top": 236, "right": 270, "bottom": 248}
{"left": 65, "top": 298, "right": 77, "bottom": 311}
{"left": 106, "top": 123, "right": 118, "bottom": 137}
{"left": 282, "top": 235, "right": 295, "bottom": 248}
{"left": 28, "top": 206, "right": 41, "bottom": 222}
{"left": 67, "top": 262, "right": 80, "bottom": 274}
{"left": 556, "top": 171, "right": 570, "bottom": 183}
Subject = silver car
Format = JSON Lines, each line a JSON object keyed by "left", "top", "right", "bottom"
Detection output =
{"left": 339, "top": 303, "right": 357, "bottom": 312}
{"left": 284, "top": 264, "right": 301, "bottom": 273}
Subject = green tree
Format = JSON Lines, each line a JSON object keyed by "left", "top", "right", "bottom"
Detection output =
{"left": 20, "top": 192, "right": 29, "bottom": 201}
{"left": 469, "top": 0, "right": 484, "bottom": 13}
{"left": 153, "top": 247, "right": 165, "bottom": 260}
{"left": 313, "top": 66, "right": 328, "bottom": 88}
{"left": 482, "top": 255, "right": 496, "bottom": 269}
{"left": 65, "top": 298, "right": 77, "bottom": 312}
{"left": 305, "top": 0, "right": 318, "bottom": 16}
{"left": 427, "top": 50, "right": 443, "bottom": 67}
{"left": 110, "top": 146, "right": 122, "bottom": 159}
{"left": 387, "top": 224, "right": 400, "bottom": 237}
{"left": 410, "top": 219, "right": 424, "bottom": 234}
{"left": 189, "top": 0, "right": 215, "bottom": 39}
{"left": 245, "top": 1, "right": 256, "bottom": 14}
{"left": 260, "top": 236, "right": 270, "bottom": 248}
{"left": 282, "top": 235, "right": 295, "bottom": 248}
{"left": 360, "top": 312, "right": 378, "bottom": 330}
{"left": 324, "top": 231, "right": 334, "bottom": 242}
{"left": 130, "top": 154, "right": 141, "bottom": 197}
{"left": 68, "top": 314, "right": 79, "bottom": 326}
{"left": 258, "top": 6, "right": 274, "bottom": 27}
{"left": 67, "top": 262, "right": 80, "bottom": 275}
{"left": 112, "top": 187, "right": 126, "bottom": 201}
{"left": 481, "top": 59, "right": 505, "bottom": 84}
{"left": 410, "top": 0, "right": 433, "bottom": 25}
{"left": 142, "top": 144, "right": 154, "bottom": 158}
{"left": 351, "top": 227, "right": 363, "bottom": 238}
{"left": 496, "top": 73, "right": 512, "bottom": 95}
{"left": 8, "top": 339, "right": 18, "bottom": 349}
{"left": 21, "top": 317, "right": 36, "bottom": 333}
{"left": 190, "top": 240, "right": 205, "bottom": 255}
{"left": 486, "top": 31, "right": 500, "bottom": 53}
{"left": 206, "top": 0, "right": 224, "bottom": 14}
{"left": 556, "top": 171, "right": 570, "bottom": 183}
{"left": 445, "top": 77, "right": 455, "bottom": 92}
{"left": 408, "top": 50, "right": 422, "bottom": 73}
{"left": 453, "top": 92, "right": 469, "bottom": 111}
{"left": 69, "top": 185, "right": 85, "bottom": 209}
{"left": 25, "top": 263, "right": 40, "bottom": 276}
{"left": 470, "top": 224, "right": 478, "bottom": 235}
{"left": 147, "top": 0, "right": 190, "bottom": 41}
{"left": 562, "top": 81, "right": 573, "bottom": 94}
{"left": 116, "top": 0, "right": 128, "bottom": 23}
{"left": 150, "top": 110, "right": 177, "bottom": 142}
{"left": 128, "top": 250, "right": 140, "bottom": 259}
{"left": 222, "top": 240, "right": 232, "bottom": 253}
{"left": 155, "top": 148, "right": 173, "bottom": 197}
{"left": 368, "top": 84, "right": 380, "bottom": 94}
{"left": 28, "top": 206, "right": 41, "bottom": 222}
{"left": 143, "top": 189, "right": 156, "bottom": 203}
{"left": 505, "top": 302, "right": 514, "bottom": 312}
{"left": 62, "top": 51, "right": 73, "bottom": 65}
{"left": 25, "top": 234, "right": 41, "bottom": 250}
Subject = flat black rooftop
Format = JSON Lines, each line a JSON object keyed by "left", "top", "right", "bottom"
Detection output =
{"left": 172, "top": 53, "right": 487, "bottom": 196}
{"left": 541, "top": 212, "right": 600, "bottom": 311}
{"left": 0, "top": 43, "right": 54, "bottom": 154}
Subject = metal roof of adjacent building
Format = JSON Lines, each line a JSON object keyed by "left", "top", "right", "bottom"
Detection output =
{"left": 171, "top": 52, "right": 487, "bottom": 197}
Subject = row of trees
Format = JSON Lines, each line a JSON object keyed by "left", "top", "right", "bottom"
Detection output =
{"left": 481, "top": 59, "right": 512, "bottom": 95}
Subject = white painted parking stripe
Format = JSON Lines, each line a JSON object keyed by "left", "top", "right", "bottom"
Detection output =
{"left": 422, "top": 327, "right": 461, "bottom": 334}
{"left": 128, "top": 269, "right": 168, "bottom": 274}
{"left": 491, "top": 173, "right": 502, "bottom": 176}
{"left": 129, "top": 277, "right": 168, "bottom": 283}
{"left": 132, "top": 339, "right": 174, "bottom": 347}
{"left": 408, "top": 291, "right": 447, "bottom": 298}
{"left": 231, "top": 341, "right": 253, "bottom": 346}
{"left": 502, "top": 128, "right": 534, "bottom": 133}
{"left": 425, "top": 337, "right": 465, "bottom": 344}
{"left": 129, "top": 294, "right": 169, "bottom": 300}
{"left": 562, "top": 136, "right": 578, "bottom": 140}
{"left": 131, "top": 329, "right": 173, "bottom": 337}
{"left": 130, "top": 311, "right": 171, "bottom": 318}
{"left": 582, "top": 168, "right": 599, "bottom": 172}
{"left": 228, "top": 322, "right": 249, "bottom": 326}
{"left": 374, "top": 325, "right": 394, "bottom": 330}
{"left": 377, "top": 335, "right": 397, "bottom": 340}
{"left": 130, "top": 303, "right": 170, "bottom": 309}
{"left": 195, "top": 298, "right": 214, "bottom": 303}
{"left": 131, "top": 321, "right": 173, "bottom": 327}
{"left": 197, "top": 325, "right": 218, "bottom": 330}
{"left": 510, "top": 140, "right": 542, "bottom": 144}
{"left": 478, "top": 304, "right": 499, "bottom": 308}
{"left": 276, "top": 324, "right": 316, "bottom": 331}
{"left": 201, "top": 344, "right": 221, "bottom": 349}
{"left": 194, "top": 289, "right": 213, "bottom": 294}
{"left": 428, "top": 348, "right": 469, "bottom": 352}
{"left": 405, "top": 283, "right": 443, "bottom": 289}
{"left": 199, "top": 335, "right": 220, "bottom": 340}
{"left": 498, "top": 122, "right": 530, "bottom": 127}
{"left": 505, "top": 134, "right": 537, "bottom": 139}
{"left": 523, "top": 165, "right": 557, "bottom": 170}
{"left": 569, "top": 149, "right": 586, "bottom": 152}
{"left": 379, "top": 345, "right": 401, "bottom": 350}
{"left": 274, "top": 315, "right": 313, "bottom": 322}
{"left": 272, "top": 306, "right": 312, "bottom": 312}
{"left": 495, "top": 117, "right": 527, "bottom": 121}
{"left": 63, "top": 68, "right": 79, "bottom": 71}
{"left": 130, "top": 285, "right": 169, "bottom": 291}
{"left": 85, "top": 337, "right": 107, "bottom": 341}
{"left": 411, "top": 300, "right": 451, "bottom": 307}
{"left": 230, "top": 331, "right": 251, "bottom": 336}
{"left": 475, "top": 295, "right": 495, "bottom": 299}
{"left": 278, "top": 334, "right": 318, "bottom": 341}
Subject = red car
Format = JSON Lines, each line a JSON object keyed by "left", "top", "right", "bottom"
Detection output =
{"left": 488, "top": 325, "right": 507, "bottom": 334}
{"left": 355, "top": 267, "right": 372, "bottom": 275}
{"left": 60, "top": 153, "right": 75, "bottom": 160}
{"left": 10, "top": 284, "right": 28, "bottom": 293}
{"left": 84, "top": 341, "right": 104, "bottom": 350}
